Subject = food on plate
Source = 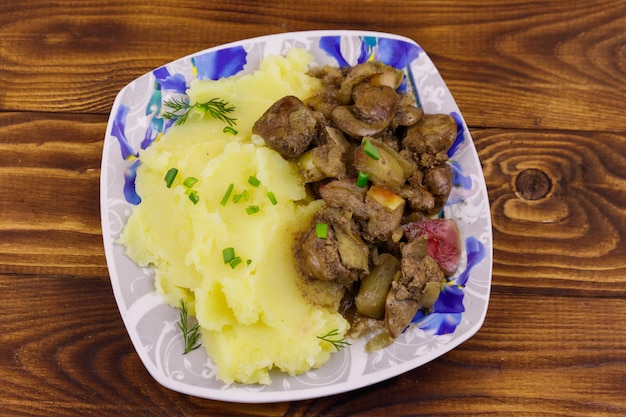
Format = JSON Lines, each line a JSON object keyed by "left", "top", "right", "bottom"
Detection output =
{"left": 403, "top": 218, "right": 462, "bottom": 276}
{"left": 119, "top": 46, "right": 461, "bottom": 385}
{"left": 252, "top": 59, "right": 461, "bottom": 349}
{"left": 118, "top": 49, "right": 348, "bottom": 385}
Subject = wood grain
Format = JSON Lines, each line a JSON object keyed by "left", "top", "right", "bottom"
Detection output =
{"left": 474, "top": 128, "right": 626, "bottom": 295}
{"left": 1, "top": 0, "right": 626, "bottom": 415}
{"left": 0, "top": 113, "right": 107, "bottom": 277}
{"left": 1, "top": 1, "right": 625, "bottom": 131}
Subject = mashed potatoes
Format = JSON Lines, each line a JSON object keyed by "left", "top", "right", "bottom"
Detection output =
{"left": 119, "top": 49, "right": 349, "bottom": 385}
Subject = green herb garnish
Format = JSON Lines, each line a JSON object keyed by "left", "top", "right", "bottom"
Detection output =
{"left": 220, "top": 183, "right": 234, "bottom": 206}
{"left": 246, "top": 205, "right": 260, "bottom": 215}
{"left": 315, "top": 222, "right": 328, "bottom": 239}
{"left": 187, "top": 190, "right": 199, "bottom": 205}
{"left": 164, "top": 167, "right": 178, "bottom": 188}
{"left": 229, "top": 257, "right": 243, "bottom": 269}
{"left": 266, "top": 191, "right": 278, "bottom": 205}
{"left": 163, "top": 97, "right": 237, "bottom": 127}
{"left": 223, "top": 126, "right": 238, "bottom": 135}
{"left": 165, "top": 169, "right": 199, "bottom": 203}
{"left": 356, "top": 170, "right": 369, "bottom": 188}
{"left": 222, "top": 247, "right": 236, "bottom": 264}
{"left": 222, "top": 247, "right": 244, "bottom": 269}
{"left": 317, "top": 329, "right": 351, "bottom": 351}
{"left": 248, "top": 175, "right": 261, "bottom": 187}
{"left": 232, "top": 189, "right": 249, "bottom": 204}
{"left": 362, "top": 138, "right": 380, "bottom": 160}
{"left": 178, "top": 299, "right": 202, "bottom": 354}
{"left": 183, "top": 176, "right": 198, "bottom": 188}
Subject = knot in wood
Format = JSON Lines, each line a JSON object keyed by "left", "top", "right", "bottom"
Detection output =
{"left": 515, "top": 168, "right": 551, "bottom": 200}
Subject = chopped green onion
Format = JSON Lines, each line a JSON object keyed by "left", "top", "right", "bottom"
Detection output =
{"left": 188, "top": 190, "right": 199, "bottom": 204}
{"left": 246, "top": 205, "right": 260, "bottom": 215}
{"left": 164, "top": 168, "right": 178, "bottom": 188}
{"left": 248, "top": 175, "right": 261, "bottom": 187}
{"left": 356, "top": 170, "right": 370, "bottom": 188}
{"left": 222, "top": 247, "right": 236, "bottom": 264}
{"left": 266, "top": 191, "right": 278, "bottom": 205}
{"left": 223, "top": 247, "right": 245, "bottom": 268}
{"left": 223, "top": 126, "right": 238, "bottom": 135}
{"left": 233, "top": 190, "right": 249, "bottom": 204}
{"left": 229, "top": 256, "right": 242, "bottom": 269}
{"left": 220, "top": 183, "right": 234, "bottom": 206}
{"left": 315, "top": 222, "right": 328, "bottom": 239}
{"left": 362, "top": 138, "right": 380, "bottom": 160}
{"left": 246, "top": 259, "right": 252, "bottom": 266}
{"left": 183, "top": 176, "right": 198, "bottom": 188}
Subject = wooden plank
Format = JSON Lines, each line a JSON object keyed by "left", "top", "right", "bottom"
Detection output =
{"left": 0, "top": 113, "right": 107, "bottom": 276}
{"left": 0, "top": 1, "right": 625, "bottom": 132}
{"left": 2, "top": 1, "right": 625, "bottom": 415}
{"left": 473, "top": 128, "right": 626, "bottom": 295}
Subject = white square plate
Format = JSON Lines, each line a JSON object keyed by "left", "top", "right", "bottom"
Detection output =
{"left": 100, "top": 30, "right": 493, "bottom": 403}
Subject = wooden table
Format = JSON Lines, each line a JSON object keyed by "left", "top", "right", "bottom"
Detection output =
{"left": 2, "top": 1, "right": 625, "bottom": 415}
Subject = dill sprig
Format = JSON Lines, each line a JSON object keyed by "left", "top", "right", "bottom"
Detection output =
{"left": 317, "top": 329, "right": 351, "bottom": 351}
{"left": 163, "top": 97, "right": 237, "bottom": 127}
{"left": 177, "top": 299, "right": 202, "bottom": 354}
